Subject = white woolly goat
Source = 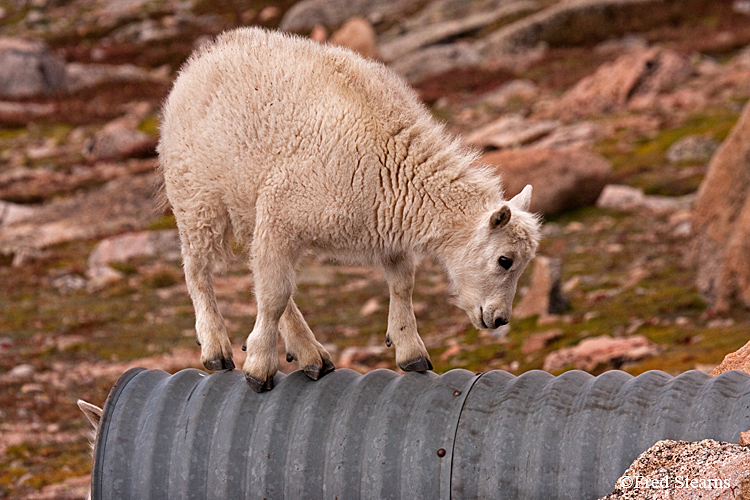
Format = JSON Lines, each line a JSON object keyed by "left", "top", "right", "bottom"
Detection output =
{"left": 158, "top": 27, "right": 541, "bottom": 392}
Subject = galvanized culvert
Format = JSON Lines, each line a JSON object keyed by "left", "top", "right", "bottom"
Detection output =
{"left": 92, "top": 367, "right": 750, "bottom": 500}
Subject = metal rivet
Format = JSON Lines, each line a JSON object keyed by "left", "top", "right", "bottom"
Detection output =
{"left": 453, "top": 390, "right": 461, "bottom": 396}
{"left": 437, "top": 448, "right": 446, "bottom": 458}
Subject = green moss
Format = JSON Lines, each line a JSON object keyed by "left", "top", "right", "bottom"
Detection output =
{"left": 138, "top": 114, "right": 161, "bottom": 137}
{"left": 147, "top": 213, "right": 177, "bottom": 230}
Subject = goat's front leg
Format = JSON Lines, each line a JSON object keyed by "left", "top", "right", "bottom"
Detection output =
{"left": 383, "top": 254, "right": 432, "bottom": 372}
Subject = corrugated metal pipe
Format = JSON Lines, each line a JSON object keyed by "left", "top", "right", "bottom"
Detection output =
{"left": 91, "top": 367, "right": 750, "bottom": 500}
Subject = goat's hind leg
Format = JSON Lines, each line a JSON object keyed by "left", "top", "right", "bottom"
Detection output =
{"left": 180, "top": 213, "right": 235, "bottom": 371}
{"left": 280, "top": 298, "right": 334, "bottom": 380}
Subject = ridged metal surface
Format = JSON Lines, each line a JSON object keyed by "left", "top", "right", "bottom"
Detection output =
{"left": 92, "top": 368, "right": 750, "bottom": 500}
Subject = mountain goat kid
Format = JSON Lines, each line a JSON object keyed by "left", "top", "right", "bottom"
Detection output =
{"left": 158, "top": 27, "right": 541, "bottom": 392}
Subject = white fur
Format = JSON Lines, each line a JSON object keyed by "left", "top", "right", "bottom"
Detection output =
{"left": 158, "top": 27, "right": 541, "bottom": 389}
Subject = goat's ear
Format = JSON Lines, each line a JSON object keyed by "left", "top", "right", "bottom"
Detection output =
{"left": 510, "top": 184, "right": 533, "bottom": 211}
{"left": 490, "top": 205, "right": 511, "bottom": 230}
{"left": 78, "top": 400, "right": 102, "bottom": 431}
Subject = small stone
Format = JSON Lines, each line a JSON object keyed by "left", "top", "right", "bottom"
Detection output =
{"left": 329, "top": 17, "right": 379, "bottom": 60}
{"left": 359, "top": 297, "right": 380, "bottom": 316}
{"left": 740, "top": 430, "right": 750, "bottom": 446}
{"left": 21, "top": 383, "right": 44, "bottom": 393}
{"left": 7, "top": 364, "right": 35, "bottom": 380}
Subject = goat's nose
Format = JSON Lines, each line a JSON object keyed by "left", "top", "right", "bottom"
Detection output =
{"left": 494, "top": 316, "right": 509, "bottom": 328}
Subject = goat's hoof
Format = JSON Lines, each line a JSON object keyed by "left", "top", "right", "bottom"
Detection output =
{"left": 205, "top": 357, "right": 235, "bottom": 371}
{"left": 245, "top": 373, "right": 274, "bottom": 393}
{"left": 303, "top": 358, "right": 335, "bottom": 381}
{"left": 399, "top": 357, "right": 433, "bottom": 372}
{"left": 286, "top": 352, "right": 295, "bottom": 363}
{"left": 385, "top": 334, "right": 392, "bottom": 347}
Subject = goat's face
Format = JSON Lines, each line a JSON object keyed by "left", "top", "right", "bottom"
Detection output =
{"left": 447, "top": 185, "right": 540, "bottom": 329}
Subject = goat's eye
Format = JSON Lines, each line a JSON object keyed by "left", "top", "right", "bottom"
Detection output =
{"left": 498, "top": 256, "right": 513, "bottom": 270}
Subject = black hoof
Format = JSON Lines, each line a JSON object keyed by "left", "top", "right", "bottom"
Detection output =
{"left": 286, "top": 352, "right": 295, "bottom": 363}
{"left": 303, "top": 358, "right": 335, "bottom": 381}
{"left": 205, "top": 358, "right": 235, "bottom": 371}
{"left": 195, "top": 338, "right": 201, "bottom": 347}
{"left": 245, "top": 373, "right": 274, "bottom": 393}
{"left": 385, "top": 334, "right": 392, "bottom": 347}
{"left": 399, "top": 357, "right": 433, "bottom": 372}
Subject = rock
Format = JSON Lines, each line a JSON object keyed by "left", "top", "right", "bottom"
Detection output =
{"left": 543, "top": 334, "right": 660, "bottom": 372}
{"left": 711, "top": 340, "right": 750, "bottom": 376}
{"left": 515, "top": 256, "right": 568, "bottom": 320}
{"left": 379, "top": 2, "right": 536, "bottom": 63}
{"left": 521, "top": 329, "right": 563, "bottom": 355}
{"left": 594, "top": 34, "right": 648, "bottom": 55}
{"left": 328, "top": 17, "right": 379, "bottom": 59}
{"left": 666, "top": 134, "right": 720, "bottom": 164}
{"left": 0, "top": 37, "right": 66, "bottom": 99}
{"left": 558, "top": 47, "right": 694, "bottom": 117}
{"left": 84, "top": 105, "right": 156, "bottom": 161}
{"left": 691, "top": 101, "right": 750, "bottom": 312}
{"left": 475, "top": 79, "right": 539, "bottom": 111}
{"left": 280, "top": 0, "right": 423, "bottom": 32}
{"left": 599, "top": 439, "right": 750, "bottom": 500}
{"left": 464, "top": 114, "right": 559, "bottom": 151}
{"left": 480, "top": 0, "right": 662, "bottom": 55}
{"left": 0, "top": 173, "right": 161, "bottom": 254}
{"left": 0, "top": 201, "right": 35, "bottom": 226}
{"left": 87, "top": 229, "right": 180, "bottom": 273}
{"left": 338, "top": 345, "right": 389, "bottom": 372}
{"left": 64, "top": 63, "right": 170, "bottom": 95}
{"left": 596, "top": 184, "right": 695, "bottom": 214}
{"left": 734, "top": 0, "right": 750, "bottom": 15}
{"left": 0, "top": 101, "right": 57, "bottom": 125}
{"left": 389, "top": 42, "right": 483, "bottom": 85}
{"left": 86, "top": 265, "right": 124, "bottom": 290}
{"left": 481, "top": 148, "right": 612, "bottom": 216}
{"left": 6, "top": 363, "right": 35, "bottom": 380}
{"left": 51, "top": 273, "right": 88, "bottom": 293}
{"left": 309, "top": 24, "right": 328, "bottom": 42}
{"left": 529, "top": 122, "right": 600, "bottom": 150}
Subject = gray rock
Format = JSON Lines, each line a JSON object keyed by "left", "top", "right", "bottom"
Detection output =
{"left": 464, "top": 114, "right": 559, "bottom": 151}
{"left": 379, "top": 2, "right": 537, "bottom": 62}
{"left": 64, "top": 63, "right": 170, "bottom": 94}
{"left": 665, "top": 134, "right": 720, "bottom": 164}
{"left": 480, "top": 0, "right": 663, "bottom": 55}
{"left": 84, "top": 106, "right": 156, "bottom": 161}
{"left": 389, "top": 42, "right": 483, "bottom": 84}
{"left": 0, "top": 37, "right": 66, "bottom": 98}
{"left": 87, "top": 229, "right": 181, "bottom": 270}
{"left": 279, "top": 0, "right": 424, "bottom": 32}
{"left": 0, "top": 173, "right": 161, "bottom": 254}
{"left": 597, "top": 184, "right": 695, "bottom": 214}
